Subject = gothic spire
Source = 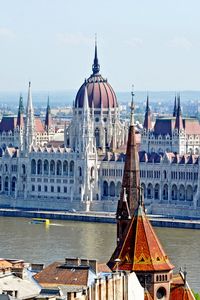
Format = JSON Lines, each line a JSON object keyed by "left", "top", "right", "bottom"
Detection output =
{"left": 45, "top": 96, "right": 52, "bottom": 130}
{"left": 173, "top": 94, "right": 177, "bottom": 117}
{"left": 116, "top": 86, "right": 140, "bottom": 244}
{"left": 175, "top": 94, "right": 184, "bottom": 131}
{"left": 17, "top": 93, "right": 24, "bottom": 128}
{"left": 143, "top": 93, "right": 152, "bottom": 131}
{"left": 25, "top": 81, "right": 35, "bottom": 150}
{"left": 92, "top": 35, "right": 100, "bottom": 75}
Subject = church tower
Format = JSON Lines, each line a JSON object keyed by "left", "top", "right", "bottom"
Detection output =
{"left": 16, "top": 94, "right": 24, "bottom": 150}
{"left": 116, "top": 88, "right": 140, "bottom": 244}
{"left": 45, "top": 96, "right": 52, "bottom": 133}
{"left": 143, "top": 94, "right": 152, "bottom": 131}
{"left": 24, "top": 82, "right": 35, "bottom": 151}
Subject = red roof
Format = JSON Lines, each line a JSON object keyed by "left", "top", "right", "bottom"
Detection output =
{"left": 108, "top": 204, "right": 174, "bottom": 272}
{"left": 34, "top": 261, "right": 89, "bottom": 287}
{"left": 170, "top": 286, "right": 195, "bottom": 300}
{"left": 75, "top": 74, "right": 118, "bottom": 109}
{"left": 34, "top": 117, "right": 45, "bottom": 133}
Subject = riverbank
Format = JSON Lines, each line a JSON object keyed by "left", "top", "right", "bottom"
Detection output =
{"left": 1, "top": 208, "right": 200, "bottom": 229}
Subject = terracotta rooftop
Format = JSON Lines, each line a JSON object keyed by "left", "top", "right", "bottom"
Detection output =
{"left": 108, "top": 203, "right": 174, "bottom": 272}
{"left": 34, "top": 261, "right": 90, "bottom": 288}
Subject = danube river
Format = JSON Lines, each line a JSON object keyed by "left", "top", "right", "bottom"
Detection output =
{"left": 0, "top": 217, "right": 199, "bottom": 291}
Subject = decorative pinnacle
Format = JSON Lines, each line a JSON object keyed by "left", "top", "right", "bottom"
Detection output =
{"left": 130, "top": 84, "right": 135, "bottom": 126}
{"left": 183, "top": 265, "right": 187, "bottom": 286}
{"left": 92, "top": 34, "right": 100, "bottom": 75}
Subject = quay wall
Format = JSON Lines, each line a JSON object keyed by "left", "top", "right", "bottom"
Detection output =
{"left": 1, "top": 209, "right": 200, "bottom": 229}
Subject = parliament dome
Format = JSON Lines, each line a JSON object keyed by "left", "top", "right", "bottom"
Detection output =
{"left": 75, "top": 43, "right": 118, "bottom": 109}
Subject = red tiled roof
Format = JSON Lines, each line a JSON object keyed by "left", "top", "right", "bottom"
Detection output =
{"left": 144, "top": 290, "right": 153, "bottom": 300}
{"left": 35, "top": 117, "right": 45, "bottom": 133}
{"left": 34, "top": 261, "right": 89, "bottom": 287}
{"left": 184, "top": 118, "right": 200, "bottom": 135}
{"left": 170, "top": 285, "right": 195, "bottom": 300}
{"left": 97, "top": 263, "right": 111, "bottom": 273}
{"left": 108, "top": 204, "right": 174, "bottom": 272}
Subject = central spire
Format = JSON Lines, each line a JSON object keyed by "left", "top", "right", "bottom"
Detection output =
{"left": 116, "top": 86, "right": 140, "bottom": 244}
{"left": 92, "top": 35, "right": 100, "bottom": 75}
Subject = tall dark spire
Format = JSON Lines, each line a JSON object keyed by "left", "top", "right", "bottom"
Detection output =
{"left": 92, "top": 35, "right": 100, "bottom": 75}
{"left": 175, "top": 94, "right": 183, "bottom": 131}
{"left": 45, "top": 96, "right": 52, "bottom": 130}
{"left": 116, "top": 86, "right": 140, "bottom": 244}
{"left": 173, "top": 94, "right": 177, "bottom": 117}
{"left": 17, "top": 94, "right": 24, "bottom": 128}
{"left": 143, "top": 94, "right": 152, "bottom": 131}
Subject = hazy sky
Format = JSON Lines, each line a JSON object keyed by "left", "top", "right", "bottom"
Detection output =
{"left": 0, "top": 0, "right": 200, "bottom": 92}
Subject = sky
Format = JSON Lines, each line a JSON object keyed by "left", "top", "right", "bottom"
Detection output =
{"left": 0, "top": 0, "right": 200, "bottom": 92}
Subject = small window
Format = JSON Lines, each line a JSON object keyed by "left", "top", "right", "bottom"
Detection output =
{"left": 57, "top": 186, "right": 61, "bottom": 193}
{"left": 64, "top": 186, "right": 67, "bottom": 193}
{"left": 32, "top": 185, "right": 35, "bottom": 192}
{"left": 38, "top": 185, "right": 41, "bottom": 192}
{"left": 51, "top": 186, "right": 54, "bottom": 193}
{"left": 44, "top": 186, "right": 48, "bottom": 192}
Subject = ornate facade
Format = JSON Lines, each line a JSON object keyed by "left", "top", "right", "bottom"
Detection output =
{"left": 0, "top": 42, "right": 200, "bottom": 216}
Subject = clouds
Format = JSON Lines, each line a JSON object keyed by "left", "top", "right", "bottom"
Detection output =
{"left": 167, "top": 37, "right": 192, "bottom": 50}
{"left": 0, "top": 27, "right": 15, "bottom": 39}
{"left": 56, "top": 32, "right": 92, "bottom": 46}
{"left": 125, "top": 37, "right": 143, "bottom": 48}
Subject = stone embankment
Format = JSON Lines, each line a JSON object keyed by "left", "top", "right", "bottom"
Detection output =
{"left": 0, "top": 208, "right": 200, "bottom": 229}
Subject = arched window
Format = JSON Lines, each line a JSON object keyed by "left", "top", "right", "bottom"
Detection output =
{"left": 69, "top": 161, "right": 74, "bottom": 176}
{"left": 163, "top": 170, "right": 167, "bottom": 179}
{"left": 50, "top": 160, "right": 55, "bottom": 175}
{"left": 37, "top": 160, "right": 42, "bottom": 175}
{"left": 116, "top": 182, "right": 122, "bottom": 197}
{"left": 154, "top": 184, "right": 160, "bottom": 200}
{"left": 78, "top": 167, "right": 82, "bottom": 177}
{"left": 163, "top": 184, "right": 168, "bottom": 200}
{"left": 31, "top": 159, "right": 36, "bottom": 175}
{"left": 104, "top": 128, "right": 108, "bottom": 148}
{"left": 179, "top": 185, "right": 185, "bottom": 201}
{"left": 63, "top": 160, "right": 68, "bottom": 176}
{"left": 22, "top": 164, "right": 26, "bottom": 175}
{"left": 56, "top": 160, "right": 62, "bottom": 176}
{"left": 44, "top": 160, "right": 49, "bottom": 175}
{"left": 186, "top": 185, "right": 193, "bottom": 201}
{"left": 110, "top": 182, "right": 115, "bottom": 197}
{"left": 147, "top": 183, "right": 153, "bottom": 199}
{"left": 171, "top": 185, "right": 177, "bottom": 200}
{"left": 11, "top": 177, "right": 17, "bottom": 192}
{"left": 95, "top": 128, "right": 100, "bottom": 148}
{"left": 103, "top": 181, "right": 108, "bottom": 197}
{"left": 4, "top": 176, "right": 9, "bottom": 192}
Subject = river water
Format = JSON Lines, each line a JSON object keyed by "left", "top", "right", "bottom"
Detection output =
{"left": 0, "top": 217, "right": 199, "bottom": 291}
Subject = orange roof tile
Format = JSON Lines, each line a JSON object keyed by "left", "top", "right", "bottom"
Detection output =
{"left": 170, "top": 285, "right": 195, "bottom": 300}
{"left": 0, "top": 259, "right": 12, "bottom": 269}
{"left": 144, "top": 290, "right": 153, "bottom": 300}
{"left": 35, "top": 117, "right": 45, "bottom": 133}
{"left": 108, "top": 204, "right": 174, "bottom": 272}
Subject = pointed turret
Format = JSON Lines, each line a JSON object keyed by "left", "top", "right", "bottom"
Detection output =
{"left": 116, "top": 87, "right": 140, "bottom": 244}
{"left": 175, "top": 94, "right": 184, "bottom": 131}
{"left": 173, "top": 94, "right": 177, "bottom": 117}
{"left": 92, "top": 36, "right": 100, "bottom": 75}
{"left": 143, "top": 94, "right": 152, "bottom": 131}
{"left": 17, "top": 94, "right": 24, "bottom": 128}
{"left": 45, "top": 96, "right": 52, "bottom": 131}
{"left": 25, "top": 82, "right": 35, "bottom": 150}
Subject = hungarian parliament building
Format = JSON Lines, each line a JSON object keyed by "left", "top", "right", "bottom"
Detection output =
{"left": 0, "top": 43, "right": 200, "bottom": 216}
